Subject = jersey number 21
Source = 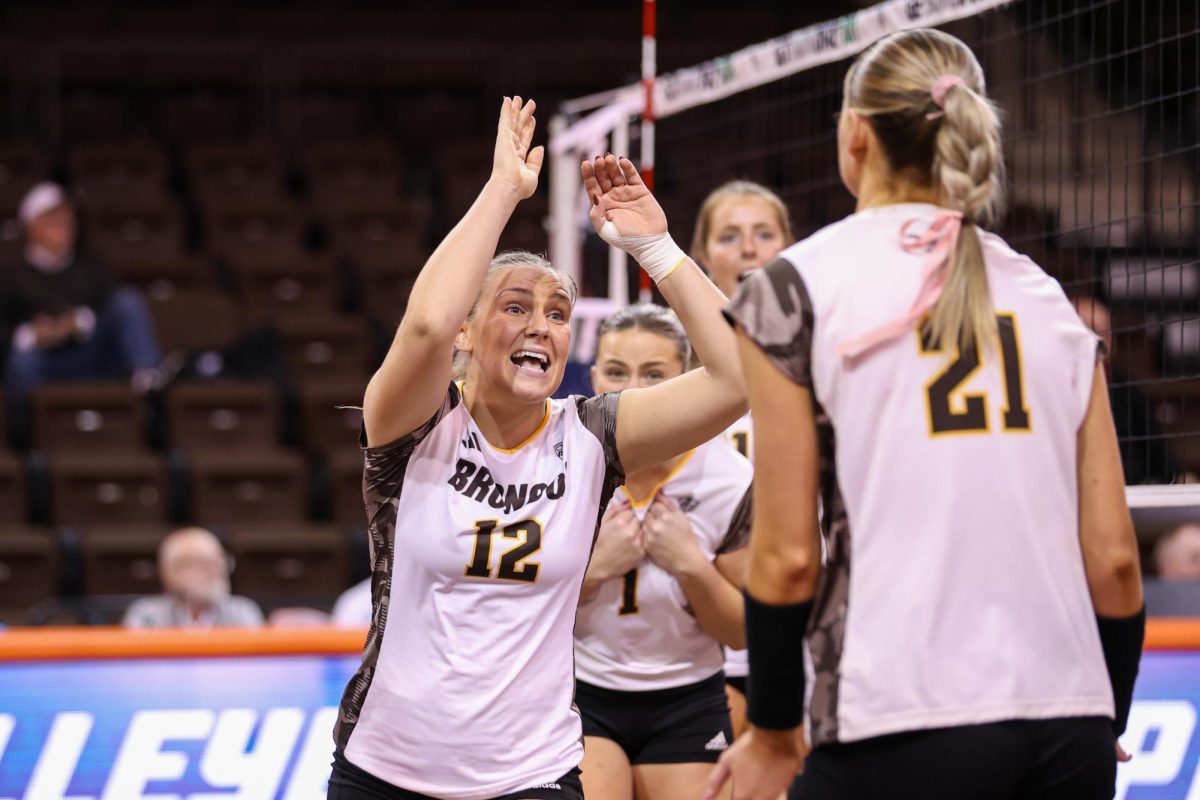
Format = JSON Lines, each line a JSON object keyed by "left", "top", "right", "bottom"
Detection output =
{"left": 919, "top": 313, "right": 1031, "bottom": 436}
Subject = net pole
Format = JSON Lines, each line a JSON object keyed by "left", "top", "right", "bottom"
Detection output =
{"left": 638, "top": 0, "right": 656, "bottom": 302}
{"left": 609, "top": 119, "right": 631, "bottom": 305}
{"left": 547, "top": 114, "right": 581, "bottom": 287}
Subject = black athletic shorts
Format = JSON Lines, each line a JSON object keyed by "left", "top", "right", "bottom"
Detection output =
{"left": 576, "top": 671, "right": 733, "bottom": 765}
{"left": 725, "top": 676, "right": 747, "bottom": 697}
{"left": 328, "top": 751, "right": 583, "bottom": 800}
{"left": 789, "top": 716, "right": 1116, "bottom": 800}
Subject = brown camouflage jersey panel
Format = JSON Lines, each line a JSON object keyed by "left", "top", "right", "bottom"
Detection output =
{"left": 716, "top": 486, "right": 753, "bottom": 554}
{"left": 726, "top": 259, "right": 851, "bottom": 745}
{"left": 333, "top": 384, "right": 462, "bottom": 752}
{"left": 724, "top": 257, "right": 815, "bottom": 388}
{"left": 574, "top": 391, "right": 625, "bottom": 540}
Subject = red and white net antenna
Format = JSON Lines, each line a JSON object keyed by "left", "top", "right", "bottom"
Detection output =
{"left": 638, "top": 0, "right": 656, "bottom": 302}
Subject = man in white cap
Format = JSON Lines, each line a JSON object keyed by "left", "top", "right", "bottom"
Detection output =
{"left": 2, "top": 182, "right": 163, "bottom": 437}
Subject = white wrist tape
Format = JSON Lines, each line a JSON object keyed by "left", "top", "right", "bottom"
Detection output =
{"left": 599, "top": 221, "right": 689, "bottom": 284}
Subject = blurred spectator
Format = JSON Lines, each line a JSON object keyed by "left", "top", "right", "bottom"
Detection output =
{"left": 1074, "top": 296, "right": 1178, "bottom": 484}
{"left": 123, "top": 527, "right": 263, "bottom": 628}
{"left": 1154, "top": 523, "right": 1200, "bottom": 581}
{"left": 1, "top": 183, "right": 164, "bottom": 412}
{"left": 268, "top": 607, "right": 331, "bottom": 627}
{"left": 330, "top": 577, "right": 371, "bottom": 627}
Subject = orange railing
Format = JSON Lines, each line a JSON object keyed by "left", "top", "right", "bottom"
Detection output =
{"left": 0, "top": 619, "right": 1195, "bottom": 662}
{"left": 0, "top": 626, "right": 367, "bottom": 661}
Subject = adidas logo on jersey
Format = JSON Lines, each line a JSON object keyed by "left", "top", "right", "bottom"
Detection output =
{"left": 554, "top": 441, "right": 564, "bottom": 460}
{"left": 704, "top": 731, "right": 729, "bottom": 751}
{"left": 678, "top": 495, "right": 699, "bottom": 513}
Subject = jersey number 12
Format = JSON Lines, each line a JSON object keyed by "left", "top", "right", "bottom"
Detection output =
{"left": 464, "top": 519, "right": 542, "bottom": 582}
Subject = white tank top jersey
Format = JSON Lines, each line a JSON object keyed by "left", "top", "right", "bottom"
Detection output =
{"left": 725, "top": 203, "right": 1112, "bottom": 746}
{"left": 575, "top": 434, "right": 752, "bottom": 691}
{"left": 721, "top": 414, "right": 754, "bottom": 680}
{"left": 335, "top": 384, "right": 624, "bottom": 800}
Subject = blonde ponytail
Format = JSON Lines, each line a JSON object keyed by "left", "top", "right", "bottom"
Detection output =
{"left": 845, "top": 28, "right": 1006, "bottom": 353}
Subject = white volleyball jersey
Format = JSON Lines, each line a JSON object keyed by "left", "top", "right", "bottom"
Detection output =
{"left": 726, "top": 203, "right": 1111, "bottom": 746}
{"left": 335, "top": 384, "right": 623, "bottom": 800}
{"left": 722, "top": 414, "right": 753, "bottom": 680}
{"left": 574, "top": 434, "right": 752, "bottom": 691}
{"left": 725, "top": 412, "right": 753, "bottom": 462}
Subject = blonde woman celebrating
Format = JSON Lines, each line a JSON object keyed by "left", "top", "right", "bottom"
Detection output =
{"left": 328, "top": 97, "right": 746, "bottom": 800}
{"left": 709, "top": 29, "right": 1143, "bottom": 800}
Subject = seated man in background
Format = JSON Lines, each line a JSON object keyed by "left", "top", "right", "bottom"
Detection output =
{"left": 1155, "top": 523, "right": 1200, "bottom": 581}
{"left": 1, "top": 182, "right": 164, "bottom": 414}
{"left": 123, "top": 527, "right": 263, "bottom": 629}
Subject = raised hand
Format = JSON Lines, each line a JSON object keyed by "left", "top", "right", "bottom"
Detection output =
{"left": 492, "top": 96, "right": 544, "bottom": 200}
{"left": 581, "top": 154, "right": 668, "bottom": 238}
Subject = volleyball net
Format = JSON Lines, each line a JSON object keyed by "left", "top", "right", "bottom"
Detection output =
{"left": 548, "top": 0, "right": 1200, "bottom": 504}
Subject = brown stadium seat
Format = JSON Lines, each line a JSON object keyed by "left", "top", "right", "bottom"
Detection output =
{"left": 275, "top": 313, "right": 371, "bottom": 384}
{"left": 226, "top": 522, "right": 347, "bottom": 604}
{"left": 327, "top": 205, "right": 428, "bottom": 266}
{"left": 68, "top": 142, "right": 170, "bottom": 210}
{"left": 232, "top": 252, "right": 341, "bottom": 319}
{"left": 206, "top": 207, "right": 308, "bottom": 266}
{"left": 0, "top": 527, "right": 58, "bottom": 623}
{"left": 87, "top": 203, "right": 188, "bottom": 268}
{"left": 158, "top": 92, "right": 249, "bottom": 143}
{"left": 31, "top": 382, "right": 145, "bottom": 451}
{"left": 109, "top": 254, "right": 213, "bottom": 301}
{"left": 288, "top": 92, "right": 372, "bottom": 142}
{"left": 76, "top": 522, "right": 173, "bottom": 597}
{"left": 298, "top": 379, "right": 365, "bottom": 453}
{"left": 357, "top": 259, "right": 420, "bottom": 326}
{"left": 60, "top": 91, "right": 130, "bottom": 142}
{"left": 328, "top": 448, "right": 366, "bottom": 527}
{"left": 188, "top": 140, "right": 292, "bottom": 215}
{"left": 167, "top": 380, "right": 280, "bottom": 452}
{"left": 302, "top": 138, "right": 403, "bottom": 214}
{"left": 47, "top": 450, "right": 170, "bottom": 525}
{"left": 147, "top": 287, "right": 243, "bottom": 354}
{"left": 0, "top": 450, "right": 28, "bottom": 525}
{"left": 0, "top": 141, "right": 49, "bottom": 211}
{"left": 189, "top": 449, "right": 309, "bottom": 524}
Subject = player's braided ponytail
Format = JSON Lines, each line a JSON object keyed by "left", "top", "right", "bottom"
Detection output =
{"left": 846, "top": 28, "right": 1006, "bottom": 352}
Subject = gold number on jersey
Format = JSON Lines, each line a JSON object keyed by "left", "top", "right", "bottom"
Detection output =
{"left": 618, "top": 568, "right": 639, "bottom": 615}
{"left": 464, "top": 519, "right": 542, "bottom": 582}
{"left": 730, "top": 431, "right": 750, "bottom": 458}
{"left": 919, "top": 313, "right": 1031, "bottom": 436}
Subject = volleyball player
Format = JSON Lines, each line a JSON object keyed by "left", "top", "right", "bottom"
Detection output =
{"left": 574, "top": 303, "right": 752, "bottom": 800}
{"left": 708, "top": 29, "right": 1145, "bottom": 800}
{"left": 328, "top": 97, "right": 747, "bottom": 800}
{"left": 690, "top": 181, "right": 795, "bottom": 734}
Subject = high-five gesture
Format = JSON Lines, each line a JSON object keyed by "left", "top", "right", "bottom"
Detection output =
{"left": 493, "top": 96, "right": 544, "bottom": 200}
{"left": 582, "top": 155, "right": 667, "bottom": 238}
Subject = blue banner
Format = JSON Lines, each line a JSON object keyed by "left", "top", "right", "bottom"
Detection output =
{"left": 0, "top": 651, "right": 1195, "bottom": 798}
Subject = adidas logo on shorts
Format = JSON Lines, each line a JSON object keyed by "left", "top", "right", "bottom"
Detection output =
{"left": 531, "top": 783, "right": 562, "bottom": 790}
{"left": 704, "top": 731, "right": 729, "bottom": 751}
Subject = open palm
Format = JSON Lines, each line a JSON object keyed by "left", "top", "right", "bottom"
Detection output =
{"left": 493, "top": 96, "right": 543, "bottom": 200}
{"left": 582, "top": 155, "right": 668, "bottom": 237}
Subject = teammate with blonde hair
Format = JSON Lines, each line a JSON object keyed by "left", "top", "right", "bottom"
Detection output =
{"left": 689, "top": 181, "right": 795, "bottom": 736}
{"left": 328, "top": 97, "right": 747, "bottom": 800}
{"left": 709, "top": 29, "right": 1144, "bottom": 800}
{"left": 575, "top": 303, "right": 752, "bottom": 800}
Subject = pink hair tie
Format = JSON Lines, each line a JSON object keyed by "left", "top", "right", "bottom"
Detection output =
{"left": 926, "top": 75, "right": 967, "bottom": 120}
